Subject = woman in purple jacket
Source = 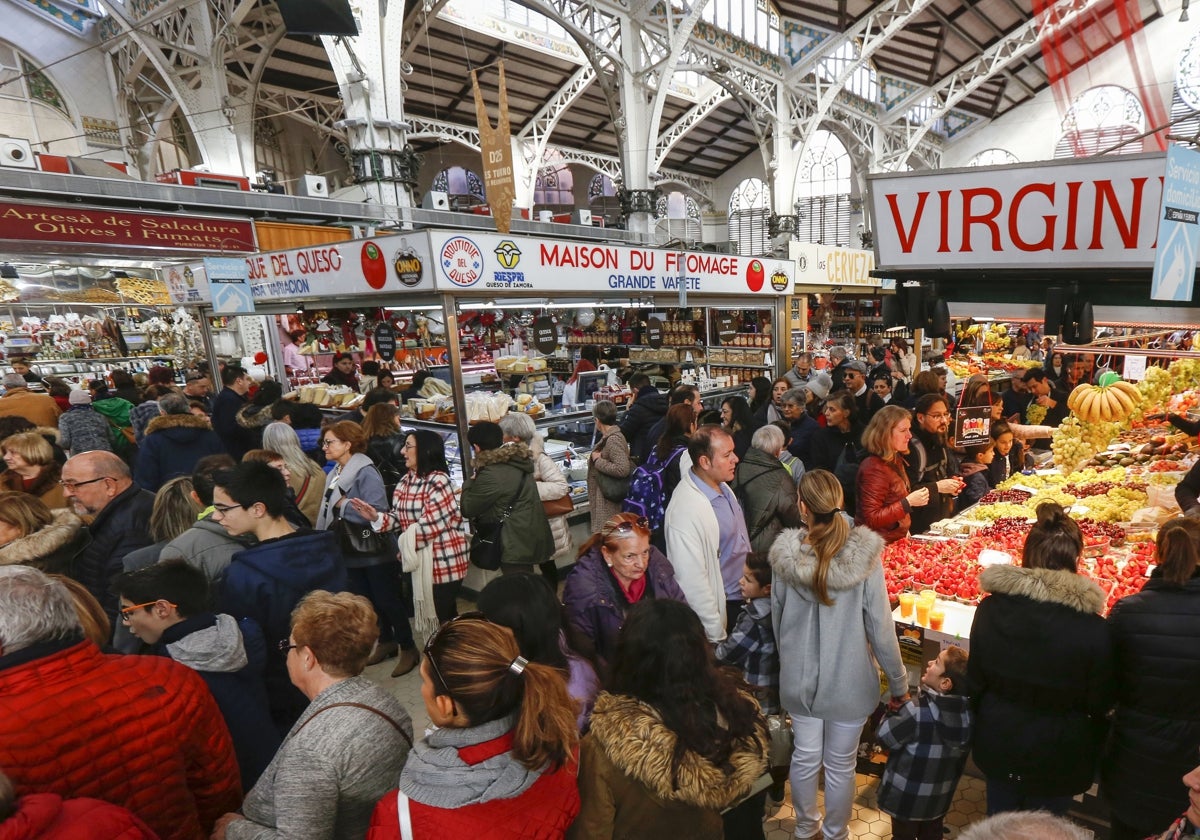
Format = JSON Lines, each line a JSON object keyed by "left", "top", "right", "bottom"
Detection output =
{"left": 562, "top": 512, "right": 688, "bottom": 680}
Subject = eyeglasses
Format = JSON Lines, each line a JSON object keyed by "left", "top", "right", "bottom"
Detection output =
{"left": 278, "top": 639, "right": 299, "bottom": 655}
{"left": 59, "top": 476, "right": 110, "bottom": 490}
{"left": 119, "top": 600, "right": 175, "bottom": 622}
{"left": 320, "top": 439, "right": 342, "bottom": 448}
{"left": 402, "top": 442, "right": 417, "bottom": 451}
{"left": 924, "top": 413, "right": 951, "bottom": 420}
{"left": 212, "top": 502, "right": 244, "bottom": 514}
{"left": 424, "top": 611, "right": 487, "bottom": 699}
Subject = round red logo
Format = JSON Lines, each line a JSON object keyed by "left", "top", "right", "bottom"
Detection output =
{"left": 746, "top": 259, "right": 765, "bottom": 292}
{"left": 361, "top": 241, "right": 387, "bottom": 289}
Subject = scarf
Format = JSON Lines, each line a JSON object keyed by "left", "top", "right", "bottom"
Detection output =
{"left": 398, "top": 524, "right": 438, "bottom": 640}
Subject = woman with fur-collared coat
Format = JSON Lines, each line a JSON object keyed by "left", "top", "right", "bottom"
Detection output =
{"left": 0, "top": 432, "right": 66, "bottom": 509}
{"left": 968, "top": 502, "right": 1113, "bottom": 817}
{"left": 134, "top": 393, "right": 226, "bottom": 492}
{"left": 0, "top": 494, "right": 88, "bottom": 575}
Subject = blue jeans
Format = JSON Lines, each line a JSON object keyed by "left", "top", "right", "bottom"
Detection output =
{"left": 985, "top": 777, "right": 1073, "bottom": 817}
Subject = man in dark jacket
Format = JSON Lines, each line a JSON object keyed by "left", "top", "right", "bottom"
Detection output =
{"left": 460, "top": 421, "right": 553, "bottom": 571}
{"left": 781, "top": 386, "right": 819, "bottom": 468}
{"left": 905, "top": 394, "right": 962, "bottom": 535}
{"left": 843, "top": 360, "right": 885, "bottom": 424}
{"left": 61, "top": 450, "right": 154, "bottom": 621}
{"left": 644, "top": 384, "right": 703, "bottom": 454}
{"left": 620, "top": 373, "right": 668, "bottom": 463}
{"left": 116, "top": 559, "right": 280, "bottom": 792}
{"left": 134, "top": 392, "right": 226, "bottom": 492}
{"left": 210, "top": 460, "right": 346, "bottom": 733}
{"left": 730, "top": 424, "right": 802, "bottom": 553}
{"left": 211, "top": 365, "right": 256, "bottom": 460}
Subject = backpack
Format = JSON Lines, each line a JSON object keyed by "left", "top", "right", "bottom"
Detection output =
{"left": 622, "top": 445, "right": 684, "bottom": 534}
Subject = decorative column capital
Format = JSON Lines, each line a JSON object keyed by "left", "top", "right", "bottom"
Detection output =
{"left": 769, "top": 213, "right": 798, "bottom": 238}
{"left": 618, "top": 187, "right": 659, "bottom": 218}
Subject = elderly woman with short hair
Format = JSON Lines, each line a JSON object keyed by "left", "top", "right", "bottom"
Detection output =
{"left": 499, "top": 412, "right": 572, "bottom": 584}
{"left": 587, "top": 400, "right": 632, "bottom": 534}
{"left": 730, "top": 424, "right": 802, "bottom": 554}
{"left": 0, "top": 432, "right": 65, "bottom": 508}
{"left": 213, "top": 590, "right": 413, "bottom": 840}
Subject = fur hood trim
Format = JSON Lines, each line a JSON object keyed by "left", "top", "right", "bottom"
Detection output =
{"left": 0, "top": 461, "right": 61, "bottom": 499}
{"left": 145, "top": 413, "right": 213, "bottom": 435}
{"left": 587, "top": 692, "right": 768, "bottom": 810}
{"left": 474, "top": 440, "right": 535, "bottom": 470}
{"left": 979, "top": 564, "right": 1106, "bottom": 615}
{"left": 768, "top": 522, "right": 885, "bottom": 593}
{"left": 0, "top": 508, "right": 84, "bottom": 565}
{"left": 236, "top": 401, "right": 276, "bottom": 430}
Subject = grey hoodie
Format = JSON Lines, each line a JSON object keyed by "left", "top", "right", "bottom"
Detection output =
{"left": 166, "top": 613, "right": 248, "bottom": 673}
{"left": 769, "top": 522, "right": 908, "bottom": 720}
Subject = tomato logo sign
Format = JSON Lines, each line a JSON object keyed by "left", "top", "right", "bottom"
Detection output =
{"left": 440, "top": 236, "right": 484, "bottom": 287}
{"left": 746, "top": 259, "right": 765, "bottom": 292}
{"left": 361, "top": 241, "right": 387, "bottom": 289}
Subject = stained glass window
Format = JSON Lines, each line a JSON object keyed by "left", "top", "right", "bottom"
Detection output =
{"left": 729, "top": 178, "right": 770, "bottom": 256}
{"left": 1054, "top": 85, "right": 1145, "bottom": 158}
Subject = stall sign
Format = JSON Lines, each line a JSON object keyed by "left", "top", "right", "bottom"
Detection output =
{"left": 205, "top": 257, "right": 254, "bottom": 315}
{"left": 0, "top": 200, "right": 255, "bottom": 254}
{"left": 374, "top": 323, "right": 397, "bottom": 359}
{"left": 166, "top": 233, "right": 435, "bottom": 305}
{"left": 1151, "top": 145, "right": 1200, "bottom": 301}
{"left": 868, "top": 153, "right": 1176, "bottom": 271}
{"left": 792, "top": 243, "right": 878, "bottom": 288}
{"left": 531, "top": 317, "right": 558, "bottom": 354}
{"left": 429, "top": 232, "right": 793, "bottom": 295}
{"left": 645, "top": 316, "right": 664, "bottom": 348}
{"left": 954, "top": 405, "right": 992, "bottom": 448}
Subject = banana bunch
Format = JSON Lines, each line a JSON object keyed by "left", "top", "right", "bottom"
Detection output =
{"left": 1067, "top": 380, "right": 1142, "bottom": 423}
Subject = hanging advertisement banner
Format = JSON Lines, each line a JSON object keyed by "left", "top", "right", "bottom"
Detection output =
{"left": 204, "top": 257, "right": 254, "bottom": 314}
{"left": 472, "top": 61, "right": 516, "bottom": 234}
{"left": 1151, "top": 145, "right": 1200, "bottom": 301}
{"left": 793, "top": 243, "right": 878, "bottom": 288}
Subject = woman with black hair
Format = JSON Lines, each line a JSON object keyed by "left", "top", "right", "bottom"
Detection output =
{"left": 400, "top": 370, "right": 433, "bottom": 404}
{"left": 569, "top": 598, "right": 768, "bottom": 839}
{"left": 807, "top": 390, "right": 865, "bottom": 510}
{"left": 969, "top": 501, "right": 1113, "bottom": 817}
{"left": 749, "top": 376, "right": 774, "bottom": 427}
{"left": 721, "top": 395, "right": 756, "bottom": 459}
{"left": 234, "top": 379, "right": 282, "bottom": 451}
{"left": 350, "top": 429, "right": 469, "bottom": 640}
{"left": 478, "top": 572, "right": 601, "bottom": 731}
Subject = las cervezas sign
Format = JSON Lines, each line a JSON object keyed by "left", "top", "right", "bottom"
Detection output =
{"left": 0, "top": 201, "right": 255, "bottom": 253}
{"left": 868, "top": 153, "right": 1174, "bottom": 271}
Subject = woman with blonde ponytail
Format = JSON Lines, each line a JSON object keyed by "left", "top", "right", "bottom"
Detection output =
{"left": 769, "top": 469, "right": 908, "bottom": 840}
{"left": 367, "top": 616, "right": 580, "bottom": 839}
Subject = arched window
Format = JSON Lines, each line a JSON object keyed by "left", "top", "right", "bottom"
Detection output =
{"left": 1054, "top": 85, "right": 1145, "bottom": 158}
{"left": 816, "top": 41, "right": 878, "bottom": 104}
{"left": 728, "top": 178, "right": 770, "bottom": 256}
{"left": 701, "top": 0, "right": 780, "bottom": 54}
{"left": 968, "top": 148, "right": 1019, "bottom": 167}
{"left": 795, "top": 129, "right": 852, "bottom": 246}
{"left": 431, "top": 166, "right": 486, "bottom": 209}
{"left": 534, "top": 164, "right": 574, "bottom": 209}
{"left": 0, "top": 42, "right": 81, "bottom": 155}
{"left": 1172, "top": 32, "right": 1200, "bottom": 147}
{"left": 655, "top": 191, "right": 701, "bottom": 243}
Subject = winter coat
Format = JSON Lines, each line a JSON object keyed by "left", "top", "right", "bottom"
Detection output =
{"left": 211, "top": 387, "right": 255, "bottom": 459}
{"left": 785, "top": 411, "right": 820, "bottom": 469}
{"left": 316, "top": 453, "right": 393, "bottom": 569}
{"left": 620, "top": 385, "right": 669, "bottom": 463}
{"left": 1102, "top": 569, "right": 1200, "bottom": 833}
{"left": 461, "top": 442, "right": 553, "bottom": 566}
{"left": 808, "top": 422, "right": 864, "bottom": 510}
{"left": 906, "top": 428, "right": 957, "bottom": 535}
{"left": 287, "top": 466, "right": 324, "bottom": 528}
{"left": 159, "top": 515, "right": 255, "bottom": 583}
{"left": 587, "top": 428, "right": 632, "bottom": 534}
{"left": 531, "top": 435, "right": 573, "bottom": 562}
{"left": 715, "top": 597, "right": 779, "bottom": 714}
{"left": 730, "top": 447, "right": 802, "bottom": 554}
{"left": 129, "top": 399, "right": 161, "bottom": 444}
{"left": 232, "top": 676, "right": 412, "bottom": 840}
{"left": 217, "top": 529, "right": 347, "bottom": 732}
{"left": 76, "top": 482, "right": 155, "bottom": 620}
{"left": 368, "top": 715, "right": 579, "bottom": 840}
{"left": 562, "top": 544, "right": 688, "bottom": 674}
{"left": 0, "top": 461, "right": 65, "bottom": 509}
{"left": 58, "top": 406, "right": 113, "bottom": 455}
{"left": 377, "top": 470, "right": 469, "bottom": 585}
{"left": 0, "top": 508, "right": 88, "bottom": 575}
{"left": 568, "top": 692, "right": 768, "bottom": 840}
{"left": 855, "top": 454, "right": 912, "bottom": 543}
{"left": 877, "top": 688, "right": 974, "bottom": 821}
{"left": 157, "top": 613, "right": 280, "bottom": 792}
{"left": 956, "top": 461, "right": 992, "bottom": 512}
{"left": 366, "top": 432, "right": 407, "bottom": 498}
{"left": 0, "top": 793, "right": 158, "bottom": 840}
{"left": 968, "top": 564, "right": 1114, "bottom": 797}
{"left": 234, "top": 401, "right": 276, "bottom": 452}
{"left": 0, "top": 639, "right": 241, "bottom": 840}
{"left": 0, "top": 387, "right": 60, "bottom": 427}
{"left": 92, "top": 397, "right": 135, "bottom": 457}
{"left": 664, "top": 463, "right": 740, "bottom": 642}
{"left": 134, "top": 414, "right": 226, "bottom": 492}
{"left": 769, "top": 523, "right": 908, "bottom": 720}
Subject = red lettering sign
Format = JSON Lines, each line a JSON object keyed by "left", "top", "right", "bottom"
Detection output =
{"left": 0, "top": 201, "right": 255, "bottom": 253}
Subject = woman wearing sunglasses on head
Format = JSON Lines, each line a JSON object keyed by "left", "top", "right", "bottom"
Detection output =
{"left": 561, "top": 513, "right": 688, "bottom": 681}
{"left": 367, "top": 615, "right": 580, "bottom": 840}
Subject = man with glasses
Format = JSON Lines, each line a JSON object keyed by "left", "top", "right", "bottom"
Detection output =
{"left": 210, "top": 460, "right": 346, "bottom": 732}
{"left": 0, "top": 565, "right": 241, "bottom": 840}
{"left": 61, "top": 450, "right": 154, "bottom": 621}
{"left": 906, "top": 394, "right": 964, "bottom": 536}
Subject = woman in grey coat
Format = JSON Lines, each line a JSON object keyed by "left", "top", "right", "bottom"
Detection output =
{"left": 769, "top": 469, "right": 908, "bottom": 840}
{"left": 213, "top": 590, "right": 413, "bottom": 840}
{"left": 587, "top": 400, "right": 632, "bottom": 534}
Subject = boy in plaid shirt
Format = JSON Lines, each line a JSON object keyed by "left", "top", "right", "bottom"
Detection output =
{"left": 877, "top": 646, "right": 973, "bottom": 840}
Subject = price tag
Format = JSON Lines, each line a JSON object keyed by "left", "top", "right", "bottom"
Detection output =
{"left": 717, "top": 316, "right": 736, "bottom": 344}
{"left": 531, "top": 317, "right": 558, "bottom": 354}
{"left": 645, "top": 316, "right": 664, "bottom": 349}
{"left": 374, "top": 324, "right": 397, "bottom": 360}
{"left": 1123, "top": 354, "right": 1147, "bottom": 381}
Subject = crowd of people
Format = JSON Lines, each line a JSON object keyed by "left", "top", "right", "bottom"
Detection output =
{"left": 0, "top": 343, "right": 1197, "bottom": 840}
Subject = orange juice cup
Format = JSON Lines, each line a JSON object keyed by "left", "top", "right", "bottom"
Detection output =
{"left": 898, "top": 592, "right": 916, "bottom": 620}
{"left": 915, "top": 598, "right": 932, "bottom": 626}
{"left": 919, "top": 589, "right": 937, "bottom": 601}
{"left": 929, "top": 608, "right": 946, "bottom": 632}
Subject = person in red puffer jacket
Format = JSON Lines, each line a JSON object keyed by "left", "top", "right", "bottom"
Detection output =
{"left": 0, "top": 772, "right": 158, "bottom": 840}
{"left": 368, "top": 616, "right": 580, "bottom": 840}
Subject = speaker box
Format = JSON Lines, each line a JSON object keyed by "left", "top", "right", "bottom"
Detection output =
{"left": 0, "top": 138, "right": 36, "bottom": 170}
{"left": 881, "top": 294, "right": 904, "bottom": 329}
{"left": 1061, "top": 300, "right": 1094, "bottom": 345}
{"left": 928, "top": 298, "right": 951, "bottom": 339}
{"left": 296, "top": 174, "right": 328, "bottom": 198}
{"left": 577, "top": 209, "right": 593, "bottom": 225}
{"left": 1044, "top": 287, "right": 1068, "bottom": 335}
{"left": 903, "top": 285, "right": 926, "bottom": 331}
{"left": 422, "top": 190, "right": 450, "bottom": 211}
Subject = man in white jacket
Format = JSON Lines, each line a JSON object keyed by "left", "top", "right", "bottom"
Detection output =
{"left": 664, "top": 425, "right": 751, "bottom": 643}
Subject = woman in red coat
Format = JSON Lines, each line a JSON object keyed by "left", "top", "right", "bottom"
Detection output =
{"left": 855, "top": 404, "right": 931, "bottom": 543}
{"left": 0, "top": 770, "right": 158, "bottom": 840}
{"left": 368, "top": 616, "right": 580, "bottom": 839}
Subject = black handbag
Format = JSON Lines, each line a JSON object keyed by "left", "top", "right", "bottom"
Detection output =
{"left": 594, "top": 470, "right": 630, "bottom": 503}
{"left": 334, "top": 513, "right": 389, "bottom": 557}
{"left": 469, "top": 473, "right": 527, "bottom": 571}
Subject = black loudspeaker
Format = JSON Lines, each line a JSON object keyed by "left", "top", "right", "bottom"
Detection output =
{"left": 881, "top": 294, "right": 904, "bottom": 329}
{"left": 1044, "top": 287, "right": 1068, "bottom": 335}
{"left": 275, "top": 0, "right": 358, "bottom": 35}
{"left": 928, "top": 298, "right": 951, "bottom": 339}
{"left": 904, "top": 285, "right": 926, "bottom": 331}
{"left": 1062, "top": 300, "right": 1094, "bottom": 345}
